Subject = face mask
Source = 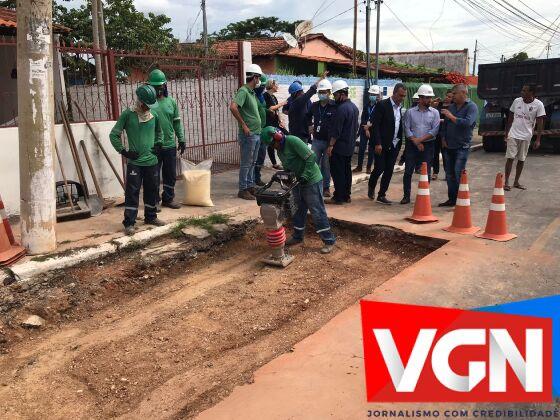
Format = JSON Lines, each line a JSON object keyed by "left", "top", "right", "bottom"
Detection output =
{"left": 369, "top": 95, "right": 377, "bottom": 103}
{"left": 254, "top": 78, "right": 261, "bottom": 89}
{"left": 318, "top": 93, "right": 329, "bottom": 101}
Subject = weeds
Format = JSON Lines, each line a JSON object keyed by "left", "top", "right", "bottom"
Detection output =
{"left": 170, "top": 213, "right": 231, "bottom": 238}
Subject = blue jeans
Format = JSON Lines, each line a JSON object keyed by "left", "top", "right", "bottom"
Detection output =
{"left": 443, "top": 147, "right": 470, "bottom": 202}
{"left": 238, "top": 133, "right": 260, "bottom": 191}
{"left": 357, "top": 131, "right": 374, "bottom": 169}
{"left": 311, "top": 139, "right": 331, "bottom": 190}
{"left": 254, "top": 141, "right": 268, "bottom": 183}
{"left": 292, "top": 181, "right": 336, "bottom": 245}
{"left": 403, "top": 141, "right": 434, "bottom": 199}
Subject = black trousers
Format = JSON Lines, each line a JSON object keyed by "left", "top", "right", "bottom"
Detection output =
{"left": 156, "top": 147, "right": 177, "bottom": 204}
{"left": 433, "top": 136, "right": 446, "bottom": 175}
{"left": 403, "top": 141, "right": 434, "bottom": 199}
{"left": 124, "top": 163, "right": 158, "bottom": 227}
{"left": 267, "top": 145, "right": 277, "bottom": 165}
{"left": 330, "top": 153, "right": 352, "bottom": 202}
{"left": 368, "top": 143, "right": 400, "bottom": 197}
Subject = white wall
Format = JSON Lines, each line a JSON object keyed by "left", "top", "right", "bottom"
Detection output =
{"left": 0, "top": 121, "right": 124, "bottom": 216}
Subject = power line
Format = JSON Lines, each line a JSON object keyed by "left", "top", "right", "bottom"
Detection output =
{"left": 515, "top": 0, "right": 555, "bottom": 25}
{"left": 383, "top": 1, "right": 431, "bottom": 50}
{"left": 312, "top": 0, "right": 330, "bottom": 20}
{"left": 300, "top": 3, "right": 362, "bottom": 37}
{"left": 314, "top": 0, "right": 340, "bottom": 20}
{"left": 428, "top": 0, "right": 446, "bottom": 51}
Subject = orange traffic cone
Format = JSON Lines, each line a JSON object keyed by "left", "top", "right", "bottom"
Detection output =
{"left": 475, "top": 173, "right": 517, "bottom": 242}
{"left": 0, "top": 193, "right": 26, "bottom": 267}
{"left": 406, "top": 162, "right": 438, "bottom": 223}
{"left": 443, "top": 170, "right": 480, "bottom": 235}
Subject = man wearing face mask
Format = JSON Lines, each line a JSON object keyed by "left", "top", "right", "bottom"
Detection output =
{"left": 229, "top": 63, "right": 263, "bottom": 200}
{"left": 254, "top": 74, "right": 271, "bottom": 186}
{"left": 110, "top": 84, "right": 164, "bottom": 235}
{"left": 147, "top": 69, "right": 185, "bottom": 211}
{"left": 401, "top": 84, "right": 440, "bottom": 205}
{"left": 354, "top": 84, "right": 382, "bottom": 174}
{"left": 306, "top": 79, "right": 336, "bottom": 198}
{"left": 326, "top": 80, "right": 360, "bottom": 205}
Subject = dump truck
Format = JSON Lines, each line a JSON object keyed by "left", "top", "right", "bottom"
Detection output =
{"left": 477, "top": 58, "right": 560, "bottom": 153}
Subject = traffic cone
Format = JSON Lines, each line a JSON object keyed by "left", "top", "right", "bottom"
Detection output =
{"left": 406, "top": 162, "right": 438, "bottom": 223}
{"left": 475, "top": 173, "right": 517, "bottom": 242}
{"left": 0, "top": 193, "right": 26, "bottom": 267}
{"left": 443, "top": 170, "right": 480, "bottom": 235}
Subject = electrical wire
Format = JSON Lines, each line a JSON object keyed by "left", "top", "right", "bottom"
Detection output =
{"left": 515, "top": 0, "right": 555, "bottom": 25}
{"left": 428, "top": 0, "right": 446, "bottom": 51}
{"left": 383, "top": 1, "right": 431, "bottom": 50}
{"left": 312, "top": 0, "right": 330, "bottom": 20}
{"left": 299, "top": 3, "right": 363, "bottom": 37}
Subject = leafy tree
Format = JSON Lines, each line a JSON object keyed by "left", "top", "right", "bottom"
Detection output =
{"left": 209, "top": 17, "right": 303, "bottom": 40}
{"left": 505, "top": 52, "right": 530, "bottom": 63}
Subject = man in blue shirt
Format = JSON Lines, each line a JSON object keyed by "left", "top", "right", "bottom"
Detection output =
{"left": 354, "top": 85, "right": 382, "bottom": 174}
{"left": 439, "top": 83, "right": 479, "bottom": 207}
{"left": 327, "top": 80, "right": 360, "bottom": 204}
{"left": 401, "top": 84, "right": 440, "bottom": 204}
{"left": 287, "top": 74, "right": 328, "bottom": 143}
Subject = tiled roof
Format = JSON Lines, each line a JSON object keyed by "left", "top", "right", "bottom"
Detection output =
{"left": 212, "top": 37, "right": 288, "bottom": 56}
{"left": 0, "top": 7, "right": 71, "bottom": 33}
{"left": 379, "top": 49, "right": 468, "bottom": 56}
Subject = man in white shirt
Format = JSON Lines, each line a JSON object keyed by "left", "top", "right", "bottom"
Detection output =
{"left": 504, "top": 84, "right": 545, "bottom": 191}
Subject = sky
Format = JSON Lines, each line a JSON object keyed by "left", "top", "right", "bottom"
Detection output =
{"left": 69, "top": 0, "right": 560, "bottom": 65}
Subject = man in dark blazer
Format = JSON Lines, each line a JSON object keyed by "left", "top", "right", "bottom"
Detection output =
{"left": 367, "top": 83, "right": 407, "bottom": 204}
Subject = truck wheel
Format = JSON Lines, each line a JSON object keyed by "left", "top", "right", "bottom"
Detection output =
{"left": 483, "top": 136, "right": 505, "bottom": 153}
{"left": 482, "top": 136, "right": 493, "bottom": 152}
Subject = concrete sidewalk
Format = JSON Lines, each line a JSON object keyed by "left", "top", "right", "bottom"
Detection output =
{"left": 196, "top": 150, "right": 560, "bottom": 419}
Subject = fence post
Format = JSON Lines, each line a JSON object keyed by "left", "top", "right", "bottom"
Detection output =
{"left": 237, "top": 41, "right": 244, "bottom": 87}
{"left": 197, "top": 68, "right": 207, "bottom": 160}
{"left": 106, "top": 49, "right": 119, "bottom": 120}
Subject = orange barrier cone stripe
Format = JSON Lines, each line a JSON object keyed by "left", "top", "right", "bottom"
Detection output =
{"left": 475, "top": 173, "right": 517, "bottom": 242}
{"left": 443, "top": 170, "right": 480, "bottom": 235}
{"left": 406, "top": 162, "right": 438, "bottom": 224}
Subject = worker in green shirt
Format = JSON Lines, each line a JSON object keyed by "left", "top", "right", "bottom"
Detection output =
{"left": 261, "top": 126, "right": 336, "bottom": 254}
{"left": 229, "top": 63, "right": 263, "bottom": 200}
{"left": 147, "top": 69, "right": 185, "bottom": 210}
{"left": 110, "top": 84, "right": 165, "bottom": 235}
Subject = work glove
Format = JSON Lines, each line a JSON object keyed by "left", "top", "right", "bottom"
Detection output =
{"left": 153, "top": 143, "right": 163, "bottom": 158}
{"left": 178, "top": 142, "right": 186, "bottom": 156}
{"left": 121, "top": 149, "right": 139, "bottom": 160}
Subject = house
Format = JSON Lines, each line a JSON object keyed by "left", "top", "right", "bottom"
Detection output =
{"left": 193, "top": 33, "right": 464, "bottom": 82}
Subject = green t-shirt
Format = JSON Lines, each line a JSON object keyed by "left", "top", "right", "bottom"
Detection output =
{"left": 151, "top": 96, "right": 185, "bottom": 149}
{"left": 278, "top": 135, "right": 322, "bottom": 185}
{"left": 109, "top": 108, "right": 163, "bottom": 167}
{"left": 257, "top": 100, "right": 267, "bottom": 129}
{"left": 234, "top": 85, "right": 261, "bottom": 134}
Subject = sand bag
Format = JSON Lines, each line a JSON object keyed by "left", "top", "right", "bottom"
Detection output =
{"left": 180, "top": 158, "right": 214, "bottom": 207}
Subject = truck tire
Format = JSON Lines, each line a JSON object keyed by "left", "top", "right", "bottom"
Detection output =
{"left": 483, "top": 136, "right": 506, "bottom": 153}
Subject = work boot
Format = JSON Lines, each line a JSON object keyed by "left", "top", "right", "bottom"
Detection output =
{"left": 368, "top": 187, "right": 375, "bottom": 200}
{"left": 352, "top": 166, "right": 363, "bottom": 173}
{"left": 162, "top": 200, "right": 181, "bottom": 209}
{"left": 438, "top": 200, "right": 456, "bottom": 207}
{"left": 400, "top": 197, "right": 411, "bottom": 205}
{"left": 320, "top": 244, "right": 334, "bottom": 254}
{"left": 238, "top": 190, "right": 255, "bottom": 200}
{"left": 366, "top": 166, "right": 372, "bottom": 174}
{"left": 124, "top": 225, "right": 136, "bottom": 236}
{"left": 323, "top": 188, "right": 331, "bottom": 198}
{"left": 145, "top": 218, "right": 166, "bottom": 227}
{"left": 272, "top": 164, "right": 283, "bottom": 170}
{"left": 247, "top": 187, "right": 257, "bottom": 195}
{"left": 156, "top": 203, "right": 162, "bottom": 213}
{"left": 377, "top": 195, "right": 392, "bottom": 205}
{"left": 255, "top": 180, "right": 266, "bottom": 187}
{"left": 285, "top": 237, "right": 303, "bottom": 247}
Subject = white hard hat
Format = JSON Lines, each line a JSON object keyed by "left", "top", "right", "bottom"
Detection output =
{"left": 332, "top": 80, "right": 349, "bottom": 94}
{"left": 368, "top": 85, "right": 381, "bottom": 95}
{"left": 317, "top": 79, "right": 332, "bottom": 91}
{"left": 417, "top": 84, "right": 435, "bottom": 97}
{"left": 413, "top": 92, "right": 419, "bottom": 99}
{"left": 246, "top": 63, "right": 262, "bottom": 75}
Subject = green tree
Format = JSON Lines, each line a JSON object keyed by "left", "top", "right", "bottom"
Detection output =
{"left": 209, "top": 17, "right": 303, "bottom": 40}
{"left": 505, "top": 52, "right": 530, "bottom": 63}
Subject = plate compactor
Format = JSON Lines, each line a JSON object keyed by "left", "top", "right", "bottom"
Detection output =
{"left": 254, "top": 171, "right": 299, "bottom": 268}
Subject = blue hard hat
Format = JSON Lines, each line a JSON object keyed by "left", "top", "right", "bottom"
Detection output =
{"left": 288, "top": 81, "right": 304, "bottom": 95}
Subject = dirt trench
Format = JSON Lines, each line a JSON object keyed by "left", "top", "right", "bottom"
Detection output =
{"left": 0, "top": 220, "right": 443, "bottom": 419}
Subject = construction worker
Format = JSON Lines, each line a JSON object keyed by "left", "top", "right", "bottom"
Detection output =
{"left": 306, "top": 78, "right": 336, "bottom": 198}
{"left": 354, "top": 84, "right": 382, "bottom": 174}
{"left": 504, "top": 84, "right": 545, "bottom": 191}
{"left": 401, "top": 84, "right": 440, "bottom": 205}
{"left": 287, "top": 72, "right": 328, "bottom": 143}
{"left": 398, "top": 91, "right": 420, "bottom": 170}
{"left": 147, "top": 69, "right": 185, "bottom": 210}
{"left": 327, "top": 80, "right": 360, "bottom": 205}
{"left": 110, "top": 84, "right": 164, "bottom": 235}
{"left": 255, "top": 74, "right": 270, "bottom": 186}
{"left": 260, "top": 126, "right": 336, "bottom": 254}
{"left": 229, "top": 63, "right": 263, "bottom": 200}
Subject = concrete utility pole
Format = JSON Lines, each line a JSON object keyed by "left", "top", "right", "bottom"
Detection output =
{"left": 374, "top": 0, "right": 382, "bottom": 83}
{"left": 91, "top": 0, "right": 103, "bottom": 84}
{"left": 365, "top": 0, "right": 371, "bottom": 87}
{"left": 352, "top": 0, "right": 357, "bottom": 76}
{"left": 97, "top": 0, "right": 108, "bottom": 81}
{"left": 546, "top": 42, "right": 551, "bottom": 59}
{"left": 202, "top": 0, "right": 208, "bottom": 55}
{"left": 17, "top": 0, "right": 57, "bottom": 253}
{"left": 472, "top": 39, "right": 478, "bottom": 75}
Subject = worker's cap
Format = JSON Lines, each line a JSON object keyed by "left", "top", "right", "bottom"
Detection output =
{"left": 261, "top": 126, "right": 284, "bottom": 145}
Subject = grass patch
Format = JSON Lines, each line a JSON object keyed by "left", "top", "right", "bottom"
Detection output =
{"left": 30, "top": 245, "right": 91, "bottom": 262}
{"left": 170, "top": 213, "right": 231, "bottom": 238}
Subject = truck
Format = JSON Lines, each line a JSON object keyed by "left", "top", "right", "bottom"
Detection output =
{"left": 477, "top": 58, "right": 560, "bottom": 153}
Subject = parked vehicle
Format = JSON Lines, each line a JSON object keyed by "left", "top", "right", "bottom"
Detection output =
{"left": 477, "top": 58, "right": 560, "bottom": 153}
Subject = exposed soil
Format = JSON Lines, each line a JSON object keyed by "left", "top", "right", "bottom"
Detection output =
{"left": 0, "top": 220, "right": 443, "bottom": 419}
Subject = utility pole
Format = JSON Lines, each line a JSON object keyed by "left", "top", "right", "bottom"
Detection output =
{"left": 17, "top": 0, "right": 57, "bottom": 254}
{"left": 365, "top": 0, "right": 371, "bottom": 88}
{"left": 501, "top": 54, "right": 505, "bottom": 63}
{"left": 546, "top": 42, "right": 552, "bottom": 59}
{"left": 472, "top": 39, "right": 478, "bottom": 75}
{"left": 91, "top": 0, "right": 103, "bottom": 84}
{"left": 352, "top": 0, "right": 357, "bottom": 77}
{"left": 202, "top": 0, "right": 208, "bottom": 55}
{"left": 97, "top": 0, "right": 108, "bottom": 82}
{"left": 374, "top": 0, "right": 382, "bottom": 83}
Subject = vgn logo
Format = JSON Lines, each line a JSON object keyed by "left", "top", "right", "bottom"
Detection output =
{"left": 360, "top": 299, "right": 557, "bottom": 402}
